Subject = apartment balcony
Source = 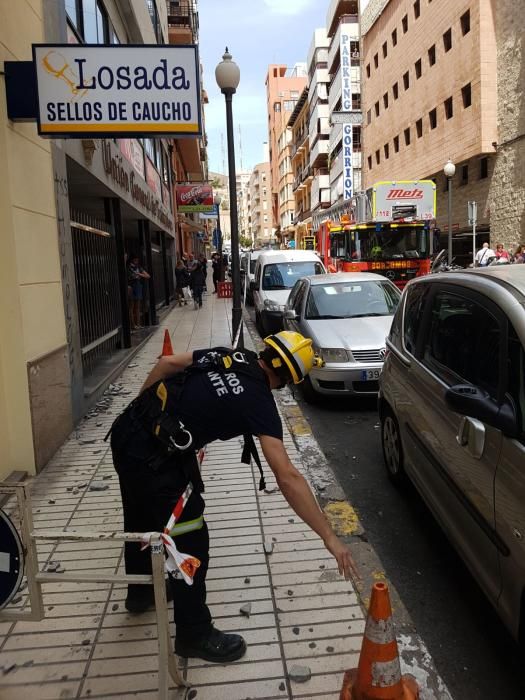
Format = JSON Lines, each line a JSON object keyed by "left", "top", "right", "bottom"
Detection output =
{"left": 327, "top": 17, "right": 359, "bottom": 73}
{"left": 291, "top": 128, "right": 309, "bottom": 159}
{"left": 167, "top": 1, "right": 198, "bottom": 44}
{"left": 329, "top": 68, "right": 342, "bottom": 113}
{"left": 330, "top": 123, "right": 343, "bottom": 154}
{"left": 309, "top": 67, "right": 330, "bottom": 99}
{"left": 326, "top": 0, "right": 358, "bottom": 37}
{"left": 311, "top": 173, "right": 331, "bottom": 210}
{"left": 307, "top": 28, "right": 330, "bottom": 72}
{"left": 310, "top": 139, "right": 329, "bottom": 168}
{"left": 309, "top": 103, "right": 330, "bottom": 147}
{"left": 301, "top": 165, "right": 313, "bottom": 183}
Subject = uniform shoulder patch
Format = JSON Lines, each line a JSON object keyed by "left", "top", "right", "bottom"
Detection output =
{"left": 222, "top": 356, "right": 233, "bottom": 369}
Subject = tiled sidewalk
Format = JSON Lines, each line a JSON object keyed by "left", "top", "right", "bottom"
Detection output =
{"left": 0, "top": 291, "right": 364, "bottom": 700}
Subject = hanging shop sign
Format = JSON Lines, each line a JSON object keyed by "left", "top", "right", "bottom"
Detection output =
{"left": 119, "top": 138, "right": 145, "bottom": 179}
{"left": 32, "top": 44, "right": 202, "bottom": 137}
{"left": 176, "top": 184, "right": 214, "bottom": 213}
{"left": 343, "top": 123, "right": 353, "bottom": 201}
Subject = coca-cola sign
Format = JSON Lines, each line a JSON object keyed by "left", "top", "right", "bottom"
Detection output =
{"left": 176, "top": 184, "right": 214, "bottom": 212}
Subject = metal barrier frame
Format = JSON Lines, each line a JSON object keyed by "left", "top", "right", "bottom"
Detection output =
{"left": 0, "top": 482, "right": 190, "bottom": 699}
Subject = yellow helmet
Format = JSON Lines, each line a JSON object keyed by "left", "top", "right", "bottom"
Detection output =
{"left": 264, "top": 331, "right": 318, "bottom": 384}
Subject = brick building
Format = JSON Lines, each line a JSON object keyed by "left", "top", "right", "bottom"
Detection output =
{"left": 361, "top": 0, "right": 498, "bottom": 251}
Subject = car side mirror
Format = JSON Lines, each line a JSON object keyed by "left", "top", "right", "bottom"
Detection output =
{"left": 445, "top": 384, "right": 518, "bottom": 438}
{"left": 283, "top": 309, "right": 297, "bottom": 321}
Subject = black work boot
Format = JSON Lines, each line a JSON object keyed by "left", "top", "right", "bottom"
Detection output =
{"left": 125, "top": 583, "right": 173, "bottom": 613}
{"left": 175, "top": 626, "right": 247, "bottom": 663}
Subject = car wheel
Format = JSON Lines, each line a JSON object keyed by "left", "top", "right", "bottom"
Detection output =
{"left": 381, "top": 408, "right": 405, "bottom": 486}
{"left": 300, "top": 375, "right": 318, "bottom": 404}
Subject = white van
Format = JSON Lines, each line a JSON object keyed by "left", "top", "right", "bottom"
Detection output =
{"left": 251, "top": 250, "right": 326, "bottom": 336}
{"left": 240, "top": 250, "right": 263, "bottom": 305}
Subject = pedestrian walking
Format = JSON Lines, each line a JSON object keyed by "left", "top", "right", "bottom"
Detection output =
{"left": 127, "top": 255, "right": 150, "bottom": 329}
{"left": 109, "top": 332, "right": 358, "bottom": 663}
{"left": 198, "top": 254, "right": 208, "bottom": 293}
{"left": 174, "top": 260, "right": 190, "bottom": 306}
{"left": 211, "top": 253, "right": 221, "bottom": 293}
{"left": 475, "top": 242, "right": 495, "bottom": 267}
{"left": 190, "top": 261, "right": 206, "bottom": 308}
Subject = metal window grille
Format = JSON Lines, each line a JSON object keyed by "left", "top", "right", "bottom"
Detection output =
{"left": 70, "top": 210, "right": 122, "bottom": 376}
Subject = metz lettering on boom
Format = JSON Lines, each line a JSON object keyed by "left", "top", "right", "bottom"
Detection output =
{"left": 75, "top": 58, "right": 191, "bottom": 92}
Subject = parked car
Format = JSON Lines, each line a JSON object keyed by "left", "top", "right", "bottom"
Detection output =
{"left": 252, "top": 250, "right": 326, "bottom": 336}
{"left": 240, "top": 250, "right": 262, "bottom": 305}
{"left": 283, "top": 272, "right": 400, "bottom": 401}
{"left": 379, "top": 265, "right": 525, "bottom": 642}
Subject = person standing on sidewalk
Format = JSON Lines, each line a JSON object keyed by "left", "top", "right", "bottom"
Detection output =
{"left": 109, "top": 331, "right": 359, "bottom": 664}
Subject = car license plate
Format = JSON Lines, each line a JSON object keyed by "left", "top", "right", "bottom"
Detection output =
{"left": 361, "top": 369, "right": 381, "bottom": 381}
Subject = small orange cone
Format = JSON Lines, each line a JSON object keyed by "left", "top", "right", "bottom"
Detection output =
{"left": 161, "top": 329, "right": 174, "bottom": 357}
{"left": 340, "top": 582, "right": 419, "bottom": 700}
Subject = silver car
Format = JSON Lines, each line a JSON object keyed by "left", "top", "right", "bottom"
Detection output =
{"left": 379, "top": 266, "right": 525, "bottom": 641}
{"left": 283, "top": 272, "right": 401, "bottom": 401}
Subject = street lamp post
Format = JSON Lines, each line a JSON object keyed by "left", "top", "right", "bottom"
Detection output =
{"left": 443, "top": 159, "right": 456, "bottom": 264}
{"left": 213, "top": 193, "right": 224, "bottom": 282}
{"left": 216, "top": 48, "right": 243, "bottom": 348}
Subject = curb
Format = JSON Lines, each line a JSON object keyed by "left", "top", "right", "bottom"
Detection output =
{"left": 243, "top": 310, "right": 453, "bottom": 700}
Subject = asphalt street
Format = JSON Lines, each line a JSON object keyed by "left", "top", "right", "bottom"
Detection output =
{"left": 294, "top": 390, "right": 525, "bottom": 700}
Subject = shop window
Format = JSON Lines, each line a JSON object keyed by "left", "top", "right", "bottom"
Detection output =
{"left": 461, "top": 164, "right": 469, "bottom": 185}
{"left": 462, "top": 82, "right": 472, "bottom": 107}
{"left": 480, "top": 157, "right": 488, "bottom": 179}
{"left": 384, "top": 143, "right": 390, "bottom": 159}
{"left": 374, "top": 53, "right": 379, "bottom": 69}
{"left": 402, "top": 14, "right": 408, "bottom": 33}
{"left": 375, "top": 150, "right": 380, "bottom": 165}
{"left": 461, "top": 10, "right": 471, "bottom": 35}
{"left": 392, "top": 28, "right": 398, "bottom": 46}
{"left": 404, "top": 127, "right": 411, "bottom": 146}
{"left": 368, "top": 155, "right": 373, "bottom": 170}
{"left": 444, "top": 96, "right": 453, "bottom": 119}
{"left": 394, "top": 135, "right": 400, "bottom": 153}
{"left": 428, "top": 44, "right": 436, "bottom": 66}
{"left": 353, "top": 93, "right": 362, "bottom": 110}
{"left": 443, "top": 28, "right": 452, "bottom": 52}
{"left": 414, "top": 0, "right": 420, "bottom": 19}
{"left": 403, "top": 71, "right": 410, "bottom": 90}
{"left": 366, "top": 63, "right": 371, "bottom": 78}
{"left": 383, "top": 92, "right": 389, "bottom": 109}
{"left": 353, "top": 126, "right": 361, "bottom": 151}
{"left": 416, "top": 118, "right": 423, "bottom": 137}
{"left": 429, "top": 108, "right": 437, "bottom": 129}
{"left": 393, "top": 82, "right": 399, "bottom": 100}
{"left": 375, "top": 101, "right": 380, "bottom": 117}
{"left": 274, "top": 102, "right": 281, "bottom": 112}
{"left": 415, "top": 59, "right": 422, "bottom": 78}
{"left": 383, "top": 41, "right": 388, "bottom": 58}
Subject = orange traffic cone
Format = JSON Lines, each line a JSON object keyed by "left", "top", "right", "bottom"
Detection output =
{"left": 340, "top": 582, "right": 419, "bottom": 700}
{"left": 161, "top": 329, "right": 174, "bottom": 357}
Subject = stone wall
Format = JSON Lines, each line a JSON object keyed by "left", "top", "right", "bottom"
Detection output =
{"left": 488, "top": 0, "right": 525, "bottom": 250}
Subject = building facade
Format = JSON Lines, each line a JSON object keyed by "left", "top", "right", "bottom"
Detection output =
{"left": 265, "top": 63, "right": 307, "bottom": 245}
{"left": 361, "top": 0, "right": 497, "bottom": 246}
{"left": 248, "top": 162, "right": 273, "bottom": 246}
{"left": 289, "top": 88, "right": 313, "bottom": 249}
{"left": 307, "top": 28, "right": 331, "bottom": 233}
{"left": 0, "top": 0, "right": 207, "bottom": 479}
{"left": 487, "top": 0, "right": 525, "bottom": 249}
{"left": 326, "top": 0, "right": 362, "bottom": 215}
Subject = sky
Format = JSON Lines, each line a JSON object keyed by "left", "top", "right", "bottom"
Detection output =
{"left": 198, "top": 0, "right": 370, "bottom": 175}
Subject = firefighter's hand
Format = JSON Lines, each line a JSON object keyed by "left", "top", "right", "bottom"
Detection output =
{"left": 324, "top": 533, "right": 360, "bottom": 583}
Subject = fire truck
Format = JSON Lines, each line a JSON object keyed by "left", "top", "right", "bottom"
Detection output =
{"left": 317, "top": 180, "right": 437, "bottom": 288}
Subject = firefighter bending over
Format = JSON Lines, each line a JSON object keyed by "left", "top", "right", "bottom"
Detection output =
{"left": 110, "top": 331, "right": 359, "bottom": 664}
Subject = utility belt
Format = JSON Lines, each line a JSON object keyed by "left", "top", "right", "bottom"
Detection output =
{"left": 107, "top": 348, "right": 267, "bottom": 491}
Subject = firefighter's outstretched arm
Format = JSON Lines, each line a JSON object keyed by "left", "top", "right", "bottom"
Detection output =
{"left": 259, "top": 435, "right": 359, "bottom": 582}
{"left": 140, "top": 352, "right": 194, "bottom": 394}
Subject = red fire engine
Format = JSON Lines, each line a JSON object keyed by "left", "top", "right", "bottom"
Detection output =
{"left": 317, "top": 180, "right": 437, "bottom": 288}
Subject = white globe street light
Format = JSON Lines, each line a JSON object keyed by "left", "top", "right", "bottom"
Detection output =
{"left": 216, "top": 48, "right": 243, "bottom": 347}
{"left": 443, "top": 159, "right": 456, "bottom": 263}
